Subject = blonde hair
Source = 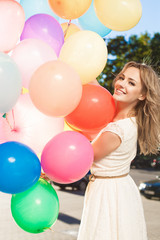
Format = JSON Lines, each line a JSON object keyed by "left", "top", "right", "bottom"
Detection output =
{"left": 115, "top": 61, "right": 160, "bottom": 155}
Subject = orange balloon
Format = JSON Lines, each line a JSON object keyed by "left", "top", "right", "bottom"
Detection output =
{"left": 48, "top": 0, "right": 92, "bottom": 19}
{"left": 65, "top": 84, "right": 116, "bottom": 132}
{"left": 29, "top": 60, "right": 82, "bottom": 117}
{"left": 61, "top": 22, "right": 80, "bottom": 40}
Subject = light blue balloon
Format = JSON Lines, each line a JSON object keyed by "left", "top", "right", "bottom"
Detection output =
{"left": 0, "top": 52, "right": 22, "bottom": 113}
{"left": 20, "top": 0, "right": 59, "bottom": 21}
{"left": 78, "top": 0, "right": 111, "bottom": 38}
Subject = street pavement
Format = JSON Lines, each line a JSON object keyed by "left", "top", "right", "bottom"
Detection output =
{"left": 0, "top": 168, "right": 160, "bottom": 240}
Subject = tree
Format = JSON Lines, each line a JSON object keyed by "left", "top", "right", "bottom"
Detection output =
{"left": 98, "top": 32, "right": 160, "bottom": 93}
{"left": 98, "top": 32, "right": 160, "bottom": 161}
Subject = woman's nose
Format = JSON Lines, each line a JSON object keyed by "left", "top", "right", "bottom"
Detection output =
{"left": 119, "top": 79, "right": 127, "bottom": 87}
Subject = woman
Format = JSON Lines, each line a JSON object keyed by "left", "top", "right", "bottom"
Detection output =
{"left": 77, "top": 61, "right": 160, "bottom": 240}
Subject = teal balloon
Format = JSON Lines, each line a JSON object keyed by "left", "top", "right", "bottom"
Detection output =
{"left": 11, "top": 178, "right": 59, "bottom": 234}
{"left": 20, "top": 0, "right": 59, "bottom": 21}
{"left": 78, "top": 0, "right": 111, "bottom": 38}
{"left": 0, "top": 52, "right": 22, "bottom": 113}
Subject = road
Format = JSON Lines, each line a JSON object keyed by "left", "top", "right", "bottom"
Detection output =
{"left": 0, "top": 168, "right": 160, "bottom": 240}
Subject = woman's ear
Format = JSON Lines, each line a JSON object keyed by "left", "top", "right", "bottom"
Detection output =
{"left": 138, "top": 94, "right": 146, "bottom": 101}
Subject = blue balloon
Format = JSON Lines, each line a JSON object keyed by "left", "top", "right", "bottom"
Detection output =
{"left": 20, "top": 0, "right": 59, "bottom": 21}
{"left": 78, "top": 0, "right": 111, "bottom": 38}
{"left": 0, "top": 141, "right": 41, "bottom": 194}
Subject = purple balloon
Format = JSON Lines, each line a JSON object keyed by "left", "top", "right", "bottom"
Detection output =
{"left": 20, "top": 14, "right": 64, "bottom": 56}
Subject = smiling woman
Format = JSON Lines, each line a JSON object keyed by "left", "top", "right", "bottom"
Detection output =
{"left": 77, "top": 61, "right": 160, "bottom": 240}
{"left": 113, "top": 62, "right": 160, "bottom": 155}
{"left": 113, "top": 67, "right": 145, "bottom": 117}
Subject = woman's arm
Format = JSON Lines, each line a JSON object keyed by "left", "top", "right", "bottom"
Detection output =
{"left": 92, "top": 131, "right": 121, "bottom": 162}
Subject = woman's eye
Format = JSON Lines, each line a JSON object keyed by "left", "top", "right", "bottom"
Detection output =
{"left": 119, "top": 76, "right": 124, "bottom": 80}
{"left": 129, "top": 81, "right": 135, "bottom": 86}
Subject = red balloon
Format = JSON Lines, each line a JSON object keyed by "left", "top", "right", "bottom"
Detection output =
{"left": 65, "top": 120, "right": 99, "bottom": 141}
{"left": 65, "top": 85, "right": 116, "bottom": 132}
{"left": 80, "top": 130, "right": 99, "bottom": 141}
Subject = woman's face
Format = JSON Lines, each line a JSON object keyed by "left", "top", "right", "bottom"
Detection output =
{"left": 113, "top": 67, "right": 144, "bottom": 106}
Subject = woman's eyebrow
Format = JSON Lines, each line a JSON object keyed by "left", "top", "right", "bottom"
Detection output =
{"left": 119, "top": 73, "right": 137, "bottom": 83}
{"left": 118, "top": 73, "right": 124, "bottom": 77}
{"left": 128, "top": 77, "right": 137, "bottom": 82}
{"left": 122, "top": 73, "right": 137, "bottom": 82}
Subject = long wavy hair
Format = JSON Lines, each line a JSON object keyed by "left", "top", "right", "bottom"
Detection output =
{"left": 114, "top": 61, "right": 160, "bottom": 155}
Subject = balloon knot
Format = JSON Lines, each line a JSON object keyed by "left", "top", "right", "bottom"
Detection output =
{"left": 11, "top": 127, "right": 19, "bottom": 132}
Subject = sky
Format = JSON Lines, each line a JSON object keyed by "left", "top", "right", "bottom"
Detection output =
{"left": 16, "top": 0, "right": 160, "bottom": 40}
{"left": 106, "top": 0, "right": 160, "bottom": 40}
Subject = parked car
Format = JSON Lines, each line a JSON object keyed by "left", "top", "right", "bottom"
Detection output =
{"left": 131, "top": 157, "right": 160, "bottom": 169}
{"left": 51, "top": 172, "right": 90, "bottom": 191}
{"left": 150, "top": 157, "right": 160, "bottom": 169}
{"left": 139, "top": 175, "right": 160, "bottom": 199}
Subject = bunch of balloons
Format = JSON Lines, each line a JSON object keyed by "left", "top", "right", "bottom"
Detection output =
{"left": 0, "top": 0, "right": 142, "bottom": 234}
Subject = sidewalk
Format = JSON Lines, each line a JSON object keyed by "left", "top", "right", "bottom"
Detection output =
{"left": 0, "top": 187, "right": 83, "bottom": 240}
{"left": 0, "top": 169, "right": 160, "bottom": 240}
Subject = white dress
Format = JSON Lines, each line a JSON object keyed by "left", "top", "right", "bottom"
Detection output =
{"left": 77, "top": 117, "right": 148, "bottom": 240}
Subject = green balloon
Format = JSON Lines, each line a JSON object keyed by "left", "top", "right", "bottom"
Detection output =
{"left": 11, "top": 178, "right": 59, "bottom": 233}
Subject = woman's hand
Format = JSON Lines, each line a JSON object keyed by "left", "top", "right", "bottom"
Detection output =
{"left": 40, "top": 172, "right": 50, "bottom": 181}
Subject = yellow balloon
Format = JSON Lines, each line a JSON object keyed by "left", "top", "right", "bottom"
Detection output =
{"left": 21, "top": 87, "right": 29, "bottom": 94}
{"left": 64, "top": 120, "right": 73, "bottom": 131}
{"left": 37, "top": 152, "right": 42, "bottom": 160}
{"left": 48, "top": 0, "right": 92, "bottom": 19}
{"left": 64, "top": 120, "right": 75, "bottom": 131}
{"left": 61, "top": 22, "right": 80, "bottom": 40}
{"left": 94, "top": 0, "right": 142, "bottom": 31}
{"left": 59, "top": 30, "right": 108, "bottom": 85}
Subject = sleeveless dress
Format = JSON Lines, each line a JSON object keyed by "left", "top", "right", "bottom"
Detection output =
{"left": 77, "top": 117, "right": 148, "bottom": 240}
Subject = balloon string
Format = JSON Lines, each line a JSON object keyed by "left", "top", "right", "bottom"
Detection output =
{"left": 5, "top": 113, "right": 13, "bottom": 130}
{"left": 63, "top": 19, "right": 72, "bottom": 39}
{"left": 48, "top": 228, "right": 54, "bottom": 233}
{"left": 43, "top": 227, "right": 54, "bottom": 233}
{"left": 12, "top": 109, "right": 15, "bottom": 130}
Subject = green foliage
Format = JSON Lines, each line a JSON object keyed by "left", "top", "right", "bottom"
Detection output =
{"left": 97, "top": 33, "right": 160, "bottom": 159}
{"left": 97, "top": 32, "right": 160, "bottom": 93}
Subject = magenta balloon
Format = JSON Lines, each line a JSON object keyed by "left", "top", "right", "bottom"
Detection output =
{"left": 20, "top": 14, "right": 64, "bottom": 56}
{"left": 0, "top": 94, "right": 64, "bottom": 154}
{"left": 41, "top": 131, "right": 94, "bottom": 184}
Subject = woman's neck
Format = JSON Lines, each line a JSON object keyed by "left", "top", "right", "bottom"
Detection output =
{"left": 113, "top": 102, "right": 136, "bottom": 121}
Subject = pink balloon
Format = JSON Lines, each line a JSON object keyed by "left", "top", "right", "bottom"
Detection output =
{"left": 41, "top": 131, "right": 94, "bottom": 183}
{"left": 0, "top": 0, "right": 25, "bottom": 52}
{"left": 20, "top": 14, "right": 64, "bottom": 56}
{"left": 0, "top": 94, "right": 64, "bottom": 154}
{"left": 11, "top": 39, "right": 57, "bottom": 88}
